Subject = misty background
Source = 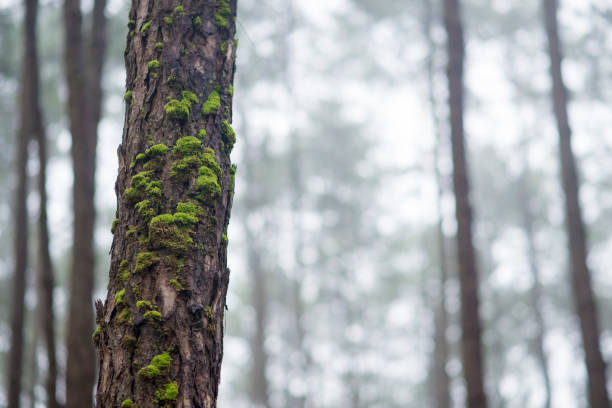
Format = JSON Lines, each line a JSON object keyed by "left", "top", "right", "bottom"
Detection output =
{"left": 1, "top": 0, "right": 612, "bottom": 407}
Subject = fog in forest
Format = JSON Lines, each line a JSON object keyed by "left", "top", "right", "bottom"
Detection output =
{"left": 0, "top": 0, "right": 611, "bottom": 407}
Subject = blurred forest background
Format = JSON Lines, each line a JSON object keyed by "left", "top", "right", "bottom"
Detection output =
{"left": 1, "top": 0, "right": 612, "bottom": 407}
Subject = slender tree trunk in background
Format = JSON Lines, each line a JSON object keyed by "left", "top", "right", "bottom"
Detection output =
{"left": 241, "top": 112, "right": 271, "bottom": 408}
{"left": 94, "top": 0, "right": 237, "bottom": 406}
{"left": 7, "top": 0, "right": 38, "bottom": 404}
{"left": 423, "top": 1, "right": 451, "bottom": 407}
{"left": 32, "top": 0, "right": 59, "bottom": 402}
{"left": 443, "top": 0, "right": 487, "bottom": 406}
{"left": 516, "top": 144, "right": 551, "bottom": 408}
{"left": 543, "top": 1, "right": 610, "bottom": 406}
{"left": 64, "top": 0, "right": 107, "bottom": 404}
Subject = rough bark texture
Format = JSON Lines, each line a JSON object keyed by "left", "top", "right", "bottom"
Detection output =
{"left": 423, "top": 1, "right": 451, "bottom": 406}
{"left": 543, "top": 1, "right": 610, "bottom": 406}
{"left": 94, "top": 1, "right": 237, "bottom": 407}
{"left": 64, "top": 0, "right": 107, "bottom": 404}
{"left": 442, "top": 0, "right": 487, "bottom": 407}
{"left": 7, "top": 0, "right": 37, "bottom": 405}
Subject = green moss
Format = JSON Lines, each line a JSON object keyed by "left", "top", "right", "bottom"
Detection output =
{"left": 134, "top": 251, "right": 159, "bottom": 274}
{"left": 201, "top": 90, "right": 220, "bottom": 115}
{"left": 220, "top": 40, "right": 228, "bottom": 53}
{"left": 174, "top": 5, "right": 184, "bottom": 13}
{"left": 173, "top": 212, "right": 198, "bottom": 227}
{"left": 204, "top": 306, "right": 213, "bottom": 319}
{"left": 147, "top": 143, "right": 169, "bottom": 157}
{"left": 141, "top": 20, "right": 152, "bottom": 33}
{"left": 124, "top": 187, "right": 140, "bottom": 205}
{"left": 193, "top": 16, "right": 201, "bottom": 25}
{"left": 119, "top": 260, "right": 130, "bottom": 282}
{"left": 196, "top": 166, "right": 221, "bottom": 201}
{"left": 136, "top": 300, "right": 153, "bottom": 310}
{"left": 182, "top": 90, "right": 199, "bottom": 104}
{"left": 151, "top": 352, "right": 172, "bottom": 370}
{"left": 168, "top": 279, "right": 184, "bottom": 291}
{"left": 165, "top": 99, "right": 190, "bottom": 121}
{"left": 224, "top": 105, "right": 230, "bottom": 117}
{"left": 227, "top": 84, "right": 233, "bottom": 96}
{"left": 148, "top": 59, "right": 160, "bottom": 69}
{"left": 173, "top": 136, "right": 202, "bottom": 156}
{"left": 138, "top": 364, "right": 160, "bottom": 379}
{"left": 111, "top": 218, "right": 119, "bottom": 234}
{"left": 149, "top": 214, "right": 194, "bottom": 255}
{"left": 135, "top": 199, "right": 155, "bottom": 220}
{"left": 127, "top": 19, "right": 136, "bottom": 28}
{"left": 143, "top": 310, "right": 162, "bottom": 322}
{"left": 155, "top": 41, "right": 164, "bottom": 50}
{"left": 163, "top": 16, "right": 173, "bottom": 25}
{"left": 165, "top": 90, "right": 197, "bottom": 122}
{"left": 121, "top": 399, "right": 135, "bottom": 407}
{"left": 124, "top": 90, "right": 133, "bottom": 102}
{"left": 222, "top": 120, "right": 236, "bottom": 147}
{"left": 176, "top": 201, "right": 203, "bottom": 216}
{"left": 222, "top": 233, "right": 228, "bottom": 245}
{"left": 117, "top": 308, "right": 132, "bottom": 324}
{"left": 201, "top": 148, "right": 221, "bottom": 177}
{"left": 115, "top": 288, "right": 126, "bottom": 306}
{"left": 92, "top": 324, "right": 101, "bottom": 342}
{"left": 126, "top": 226, "right": 138, "bottom": 238}
{"left": 169, "top": 155, "right": 202, "bottom": 183}
{"left": 197, "top": 129, "right": 207, "bottom": 139}
{"left": 156, "top": 381, "right": 178, "bottom": 402}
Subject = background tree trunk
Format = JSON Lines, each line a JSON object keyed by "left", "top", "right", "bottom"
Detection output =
{"left": 423, "top": 1, "right": 451, "bottom": 406}
{"left": 63, "top": 0, "right": 107, "bottom": 404}
{"left": 542, "top": 1, "right": 610, "bottom": 406}
{"left": 442, "top": 0, "right": 487, "bottom": 406}
{"left": 7, "top": 0, "right": 37, "bottom": 404}
{"left": 94, "top": 0, "right": 238, "bottom": 406}
{"left": 32, "top": 0, "right": 59, "bottom": 402}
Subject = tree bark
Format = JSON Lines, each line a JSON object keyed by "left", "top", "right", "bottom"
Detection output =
{"left": 94, "top": 1, "right": 237, "bottom": 406}
{"left": 7, "top": 0, "right": 38, "bottom": 404}
{"left": 442, "top": 0, "right": 487, "bottom": 407}
{"left": 63, "top": 0, "right": 107, "bottom": 404}
{"left": 542, "top": 1, "right": 610, "bottom": 406}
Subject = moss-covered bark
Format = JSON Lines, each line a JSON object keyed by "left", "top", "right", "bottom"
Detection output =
{"left": 95, "top": 1, "right": 237, "bottom": 407}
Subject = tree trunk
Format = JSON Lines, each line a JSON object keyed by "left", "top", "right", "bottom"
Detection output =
{"left": 442, "top": 0, "right": 487, "bottom": 407}
{"left": 241, "top": 109, "right": 271, "bottom": 408}
{"left": 94, "top": 1, "right": 238, "bottom": 406}
{"left": 7, "top": 0, "right": 37, "bottom": 404}
{"left": 542, "top": 1, "right": 610, "bottom": 406}
{"left": 423, "top": 1, "right": 451, "bottom": 406}
{"left": 32, "top": 0, "right": 59, "bottom": 403}
{"left": 516, "top": 143, "right": 552, "bottom": 408}
{"left": 63, "top": 0, "right": 107, "bottom": 404}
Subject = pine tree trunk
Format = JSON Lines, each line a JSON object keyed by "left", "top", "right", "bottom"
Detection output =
{"left": 423, "top": 1, "right": 451, "bottom": 406}
{"left": 94, "top": 1, "right": 237, "bottom": 406}
{"left": 542, "top": 1, "right": 610, "bottom": 406}
{"left": 7, "top": 0, "right": 37, "bottom": 404}
{"left": 242, "top": 127, "right": 271, "bottom": 408}
{"left": 442, "top": 0, "right": 487, "bottom": 406}
{"left": 30, "top": 0, "right": 59, "bottom": 402}
{"left": 63, "top": 0, "right": 107, "bottom": 404}
{"left": 516, "top": 144, "right": 551, "bottom": 408}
